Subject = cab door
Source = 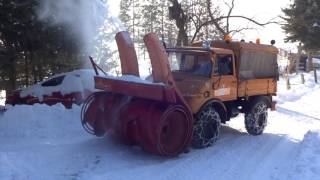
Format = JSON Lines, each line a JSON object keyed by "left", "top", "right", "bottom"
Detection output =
{"left": 211, "top": 53, "right": 238, "bottom": 101}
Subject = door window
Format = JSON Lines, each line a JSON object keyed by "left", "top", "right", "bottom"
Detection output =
{"left": 215, "top": 54, "right": 234, "bottom": 76}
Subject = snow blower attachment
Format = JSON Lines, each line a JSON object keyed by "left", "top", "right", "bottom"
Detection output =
{"left": 81, "top": 32, "right": 193, "bottom": 156}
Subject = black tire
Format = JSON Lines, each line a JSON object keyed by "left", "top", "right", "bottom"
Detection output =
{"left": 192, "top": 106, "right": 221, "bottom": 148}
{"left": 245, "top": 99, "right": 268, "bottom": 135}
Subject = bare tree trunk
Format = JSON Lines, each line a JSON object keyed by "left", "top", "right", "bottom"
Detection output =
{"left": 38, "top": 58, "right": 44, "bottom": 81}
{"left": 169, "top": 0, "right": 189, "bottom": 46}
{"left": 8, "top": 57, "right": 17, "bottom": 93}
{"left": 28, "top": 48, "right": 38, "bottom": 84}
{"left": 176, "top": 28, "right": 188, "bottom": 46}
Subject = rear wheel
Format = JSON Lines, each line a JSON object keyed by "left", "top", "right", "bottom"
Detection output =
{"left": 192, "top": 106, "right": 221, "bottom": 148}
{"left": 245, "top": 99, "right": 268, "bottom": 135}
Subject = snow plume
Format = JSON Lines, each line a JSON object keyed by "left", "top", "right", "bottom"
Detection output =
{"left": 0, "top": 90, "right": 5, "bottom": 106}
{"left": 36, "top": 0, "right": 124, "bottom": 71}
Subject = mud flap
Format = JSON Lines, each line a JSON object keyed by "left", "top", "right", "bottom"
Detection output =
{"left": 271, "top": 101, "right": 276, "bottom": 111}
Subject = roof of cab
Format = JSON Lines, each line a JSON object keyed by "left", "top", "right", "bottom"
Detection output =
{"left": 166, "top": 47, "right": 234, "bottom": 55}
{"left": 192, "top": 40, "right": 279, "bottom": 54}
{"left": 212, "top": 47, "right": 234, "bottom": 54}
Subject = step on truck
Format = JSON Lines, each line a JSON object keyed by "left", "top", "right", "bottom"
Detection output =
{"left": 81, "top": 31, "right": 279, "bottom": 156}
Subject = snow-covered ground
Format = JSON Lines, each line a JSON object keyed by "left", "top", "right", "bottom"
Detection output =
{"left": 1, "top": 73, "right": 320, "bottom": 180}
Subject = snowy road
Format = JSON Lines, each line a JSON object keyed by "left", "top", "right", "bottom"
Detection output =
{"left": 1, "top": 73, "right": 320, "bottom": 180}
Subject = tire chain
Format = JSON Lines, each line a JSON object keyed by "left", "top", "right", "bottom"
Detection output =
{"left": 193, "top": 106, "right": 221, "bottom": 147}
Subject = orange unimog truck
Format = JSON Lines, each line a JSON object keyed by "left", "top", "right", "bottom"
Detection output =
{"left": 82, "top": 32, "right": 279, "bottom": 156}
{"left": 166, "top": 39, "right": 278, "bottom": 148}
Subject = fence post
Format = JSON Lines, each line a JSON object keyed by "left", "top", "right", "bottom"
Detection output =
{"left": 301, "top": 73, "right": 305, "bottom": 84}
{"left": 286, "top": 75, "right": 291, "bottom": 90}
{"left": 314, "top": 68, "right": 318, "bottom": 83}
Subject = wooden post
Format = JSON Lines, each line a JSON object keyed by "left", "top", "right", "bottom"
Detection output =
{"left": 307, "top": 52, "right": 313, "bottom": 72}
{"left": 314, "top": 68, "right": 318, "bottom": 83}
{"left": 301, "top": 73, "right": 305, "bottom": 84}
{"left": 286, "top": 75, "right": 291, "bottom": 90}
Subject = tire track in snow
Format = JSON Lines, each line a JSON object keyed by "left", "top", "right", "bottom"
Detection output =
{"left": 286, "top": 131, "right": 320, "bottom": 180}
{"left": 213, "top": 134, "right": 287, "bottom": 180}
{"left": 277, "top": 107, "right": 320, "bottom": 121}
{"left": 245, "top": 135, "right": 301, "bottom": 180}
{"left": 160, "top": 127, "right": 281, "bottom": 180}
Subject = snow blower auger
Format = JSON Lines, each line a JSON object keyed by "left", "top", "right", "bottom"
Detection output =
{"left": 81, "top": 31, "right": 193, "bottom": 156}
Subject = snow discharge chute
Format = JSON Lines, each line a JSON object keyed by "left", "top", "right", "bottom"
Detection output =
{"left": 81, "top": 31, "right": 193, "bottom": 156}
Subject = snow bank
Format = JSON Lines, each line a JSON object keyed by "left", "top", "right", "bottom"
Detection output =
{"left": 288, "top": 130, "right": 320, "bottom": 180}
{"left": 0, "top": 104, "right": 82, "bottom": 139}
{"left": 0, "top": 103, "right": 95, "bottom": 180}
{"left": 276, "top": 72, "right": 320, "bottom": 104}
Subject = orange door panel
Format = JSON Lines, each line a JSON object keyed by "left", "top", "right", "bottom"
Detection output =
{"left": 212, "top": 75, "right": 237, "bottom": 101}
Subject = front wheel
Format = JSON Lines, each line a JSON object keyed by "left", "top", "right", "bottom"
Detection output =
{"left": 192, "top": 106, "right": 221, "bottom": 148}
{"left": 245, "top": 99, "right": 268, "bottom": 135}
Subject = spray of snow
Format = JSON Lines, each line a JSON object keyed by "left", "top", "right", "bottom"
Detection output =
{"left": 36, "top": 0, "right": 124, "bottom": 68}
{"left": 35, "top": 0, "right": 155, "bottom": 76}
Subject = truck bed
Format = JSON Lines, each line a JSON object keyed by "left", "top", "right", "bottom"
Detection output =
{"left": 238, "top": 78, "right": 277, "bottom": 97}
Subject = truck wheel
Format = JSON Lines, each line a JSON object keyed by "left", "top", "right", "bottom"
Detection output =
{"left": 245, "top": 99, "right": 268, "bottom": 135}
{"left": 192, "top": 106, "right": 221, "bottom": 148}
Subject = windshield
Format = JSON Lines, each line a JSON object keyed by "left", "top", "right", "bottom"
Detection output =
{"left": 168, "top": 52, "right": 212, "bottom": 77}
{"left": 41, "top": 75, "right": 65, "bottom": 87}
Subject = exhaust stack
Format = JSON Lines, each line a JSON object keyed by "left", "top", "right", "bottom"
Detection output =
{"left": 115, "top": 31, "right": 139, "bottom": 76}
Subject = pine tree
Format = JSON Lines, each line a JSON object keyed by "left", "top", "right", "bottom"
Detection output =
{"left": 119, "top": 0, "right": 132, "bottom": 32}
{"left": 282, "top": 0, "right": 320, "bottom": 50}
{"left": 0, "top": 0, "right": 84, "bottom": 90}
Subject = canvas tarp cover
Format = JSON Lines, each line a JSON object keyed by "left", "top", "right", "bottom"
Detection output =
{"left": 238, "top": 50, "right": 278, "bottom": 80}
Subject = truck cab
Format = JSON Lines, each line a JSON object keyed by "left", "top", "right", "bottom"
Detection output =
{"left": 166, "top": 41, "right": 278, "bottom": 148}
{"left": 167, "top": 47, "right": 238, "bottom": 113}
